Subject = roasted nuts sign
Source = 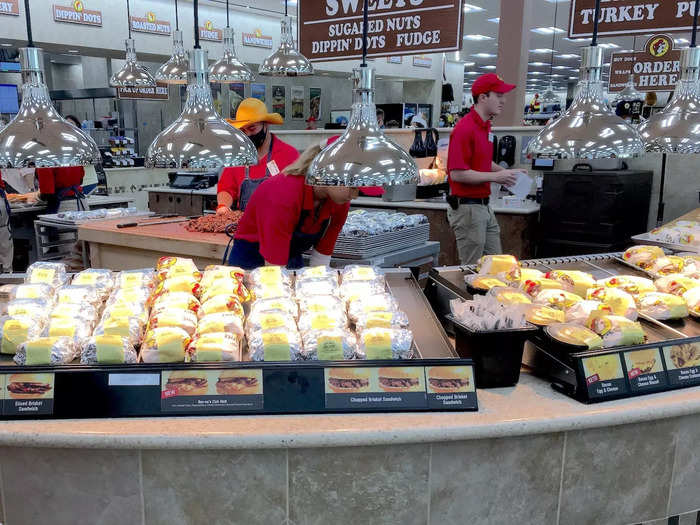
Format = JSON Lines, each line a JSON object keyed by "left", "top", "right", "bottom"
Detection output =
{"left": 242, "top": 29, "right": 273, "bottom": 49}
{"left": 199, "top": 20, "right": 222, "bottom": 42}
{"left": 569, "top": 0, "right": 699, "bottom": 38}
{"left": 116, "top": 83, "right": 169, "bottom": 100}
{"left": 609, "top": 35, "right": 681, "bottom": 92}
{"left": 0, "top": 0, "right": 18, "bottom": 16}
{"left": 53, "top": 1, "right": 102, "bottom": 26}
{"left": 299, "top": 0, "right": 464, "bottom": 62}
{"left": 130, "top": 11, "right": 171, "bottom": 36}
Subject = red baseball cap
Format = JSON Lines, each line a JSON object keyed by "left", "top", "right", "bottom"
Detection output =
{"left": 472, "top": 73, "right": 516, "bottom": 98}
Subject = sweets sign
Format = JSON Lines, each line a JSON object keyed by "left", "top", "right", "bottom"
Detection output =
{"left": 609, "top": 35, "right": 681, "bottom": 92}
{"left": 569, "top": 0, "right": 699, "bottom": 38}
{"left": 0, "top": 0, "right": 19, "bottom": 16}
{"left": 53, "top": 1, "right": 102, "bottom": 26}
{"left": 298, "top": 0, "right": 463, "bottom": 62}
{"left": 130, "top": 11, "right": 171, "bottom": 36}
{"left": 199, "top": 20, "right": 223, "bottom": 42}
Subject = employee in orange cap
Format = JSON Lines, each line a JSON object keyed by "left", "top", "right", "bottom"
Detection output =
{"left": 447, "top": 73, "right": 525, "bottom": 265}
{"left": 216, "top": 98, "right": 299, "bottom": 213}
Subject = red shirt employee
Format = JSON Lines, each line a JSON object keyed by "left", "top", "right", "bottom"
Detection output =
{"left": 217, "top": 98, "right": 299, "bottom": 213}
{"left": 447, "top": 73, "right": 525, "bottom": 265}
{"left": 228, "top": 137, "right": 357, "bottom": 269}
{"left": 0, "top": 172, "right": 12, "bottom": 272}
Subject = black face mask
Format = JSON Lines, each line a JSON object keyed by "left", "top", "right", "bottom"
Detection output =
{"left": 249, "top": 126, "right": 267, "bottom": 149}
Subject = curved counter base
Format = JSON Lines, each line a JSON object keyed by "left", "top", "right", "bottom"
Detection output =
{"left": 1, "top": 373, "right": 698, "bottom": 525}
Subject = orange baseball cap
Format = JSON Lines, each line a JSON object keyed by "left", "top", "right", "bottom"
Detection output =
{"left": 472, "top": 73, "right": 516, "bottom": 98}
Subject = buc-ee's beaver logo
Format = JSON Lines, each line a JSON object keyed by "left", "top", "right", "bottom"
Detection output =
{"left": 73, "top": 0, "right": 83, "bottom": 12}
{"left": 147, "top": 11, "right": 156, "bottom": 23}
{"left": 649, "top": 36, "right": 671, "bottom": 58}
{"left": 205, "top": 20, "right": 214, "bottom": 31}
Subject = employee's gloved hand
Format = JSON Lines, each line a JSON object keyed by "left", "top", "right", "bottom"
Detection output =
{"left": 309, "top": 249, "right": 332, "bottom": 268}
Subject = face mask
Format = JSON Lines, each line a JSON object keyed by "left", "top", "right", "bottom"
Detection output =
{"left": 249, "top": 126, "right": 267, "bottom": 149}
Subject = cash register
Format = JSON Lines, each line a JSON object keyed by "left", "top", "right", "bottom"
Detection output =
{"left": 168, "top": 170, "right": 219, "bottom": 190}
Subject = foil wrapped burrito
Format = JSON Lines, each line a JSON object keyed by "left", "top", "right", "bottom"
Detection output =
{"left": 8, "top": 283, "right": 54, "bottom": 301}
{"left": 42, "top": 317, "right": 92, "bottom": 342}
{"left": 14, "top": 337, "right": 78, "bottom": 365}
{"left": 341, "top": 265, "right": 385, "bottom": 285}
{"left": 250, "top": 297, "right": 299, "bottom": 319}
{"left": 356, "top": 327, "right": 414, "bottom": 360}
{"left": 196, "top": 312, "right": 245, "bottom": 337}
{"left": 6, "top": 299, "right": 51, "bottom": 321}
{"left": 147, "top": 309, "right": 199, "bottom": 337}
{"left": 247, "top": 266, "right": 292, "bottom": 288}
{"left": 355, "top": 309, "right": 410, "bottom": 331}
{"left": 247, "top": 328, "right": 303, "bottom": 362}
{"left": 301, "top": 328, "right": 357, "bottom": 360}
{"left": 81, "top": 335, "right": 138, "bottom": 364}
{"left": 187, "top": 333, "right": 242, "bottom": 362}
{"left": 141, "top": 327, "right": 191, "bottom": 363}
{"left": 297, "top": 310, "right": 348, "bottom": 334}
{"left": 198, "top": 295, "right": 245, "bottom": 320}
{"left": 339, "top": 280, "right": 386, "bottom": 304}
{"left": 246, "top": 310, "right": 297, "bottom": 335}
{"left": 295, "top": 278, "right": 339, "bottom": 297}
{"left": 347, "top": 293, "right": 399, "bottom": 323}
{"left": 101, "top": 302, "right": 148, "bottom": 326}
{"left": 107, "top": 287, "right": 151, "bottom": 308}
{"left": 25, "top": 261, "right": 68, "bottom": 289}
{"left": 296, "top": 266, "right": 339, "bottom": 284}
{"left": 297, "top": 295, "right": 345, "bottom": 316}
{"left": 115, "top": 269, "right": 156, "bottom": 290}
{"left": 0, "top": 316, "right": 44, "bottom": 355}
{"left": 251, "top": 282, "right": 294, "bottom": 301}
{"left": 56, "top": 285, "right": 103, "bottom": 309}
{"left": 201, "top": 265, "right": 246, "bottom": 286}
{"left": 94, "top": 316, "right": 145, "bottom": 347}
{"left": 71, "top": 268, "right": 115, "bottom": 294}
{"left": 156, "top": 256, "right": 201, "bottom": 281}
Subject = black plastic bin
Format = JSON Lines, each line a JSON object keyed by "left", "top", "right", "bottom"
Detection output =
{"left": 447, "top": 315, "right": 538, "bottom": 388}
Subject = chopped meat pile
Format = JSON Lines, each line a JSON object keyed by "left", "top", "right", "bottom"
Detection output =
{"left": 671, "top": 344, "right": 700, "bottom": 368}
{"left": 328, "top": 377, "right": 370, "bottom": 389}
{"left": 378, "top": 377, "right": 419, "bottom": 389}
{"left": 166, "top": 378, "right": 208, "bottom": 393}
{"left": 428, "top": 378, "right": 469, "bottom": 389}
{"left": 184, "top": 210, "right": 243, "bottom": 233}
{"left": 7, "top": 382, "right": 52, "bottom": 395}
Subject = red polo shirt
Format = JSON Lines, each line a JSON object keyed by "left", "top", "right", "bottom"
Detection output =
{"left": 217, "top": 135, "right": 299, "bottom": 207}
{"left": 447, "top": 107, "right": 494, "bottom": 198}
{"left": 36, "top": 166, "right": 85, "bottom": 196}
{"left": 235, "top": 174, "right": 350, "bottom": 266}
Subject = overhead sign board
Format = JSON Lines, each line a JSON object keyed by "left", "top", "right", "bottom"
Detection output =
{"left": 569, "top": 0, "right": 698, "bottom": 38}
{"left": 609, "top": 34, "right": 681, "bottom": 92}
{"left": 299, "top": 0, "right": 463, "bottom": 62}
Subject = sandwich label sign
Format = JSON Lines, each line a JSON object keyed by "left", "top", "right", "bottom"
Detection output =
{"left": 623, "top": 348, "right": 668, "bottom": 393}
{"left": 663, "top": 343, "right": 700, "bottom": 387}
{"left": 3, "top": 372, "right": 55, "bottom": 416}
{"left": 160, "top": 370, "right": 264, "bottom": 413}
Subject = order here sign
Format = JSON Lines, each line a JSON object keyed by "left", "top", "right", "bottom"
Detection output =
{"left": 298, "top": 0, "right": 463, "bottom": 62}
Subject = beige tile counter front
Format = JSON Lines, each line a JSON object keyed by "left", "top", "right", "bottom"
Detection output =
{"left": 1, "top": 373, "right": 700, "bottom": 525}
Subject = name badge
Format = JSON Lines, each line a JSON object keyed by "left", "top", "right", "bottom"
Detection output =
{"left": 488, "top": 133, "right": 494, "bottom": 143}
{"left": 267, "top": 160, "right": 280, "bottom": 176}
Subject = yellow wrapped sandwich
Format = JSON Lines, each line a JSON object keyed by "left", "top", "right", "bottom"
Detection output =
{"left": 488, "top": 287, "right": 532, "bottom": 305}
{"left": 683, "top": 287, "right": 700, "bottom": 317}
{"left": 586, "top": 313, "right": 645, "bottom": 348}
{"left": 654, "top": 274, "right": 700, "bottom": 296}
{"left": 476, "top": 255, "right": 521, "bottom": 282}
{"left": 545, "top": 270, "right": 596, "bottom": 298}
{"left": 519, "top": 278, "right": 564, "bottom": 298}
{"left": 586, "top": 287, "right": 638, "bottom": 320}
{"left": 525, "top": 305, "right": 566, "bottom": 326}
{"left": 534, "top": 289, "right": 582, "bottom": 310}
{"left": 637, "top": 292, "right": 689, "bottom": 320}
{"left": 597, "top": 275, "right": 656, "bottom": 296}
{"left": 650, "top": 256, "right": 685, "bottom": 277}
{"left": 545, "top": 323, "right": 603, "bottom": 350}
{"left": 622, "top": 245, "right": 664, "bottom": 270}
{"left": 467, "top": 275, "right": 507, "bottom": 292}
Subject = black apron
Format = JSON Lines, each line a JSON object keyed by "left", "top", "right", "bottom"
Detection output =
{"left": 225, "top": 209, "right": 330, "bottom": 270}
{"left": 237, "top": 136, "right": 275, "bottom": 212}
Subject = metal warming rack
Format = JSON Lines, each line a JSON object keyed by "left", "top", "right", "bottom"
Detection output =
{"left": 333, "top": 223, "right": 430, "bottom": 258}
{"left": 427, "top": 254, "right": 700, "bottom": 403}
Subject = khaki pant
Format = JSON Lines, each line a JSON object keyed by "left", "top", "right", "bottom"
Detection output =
{"left": 447, "top": 204, "right": 502, "bottom": 265}
{"left": 0, "top": 197, "right": 12, "bottom": 273}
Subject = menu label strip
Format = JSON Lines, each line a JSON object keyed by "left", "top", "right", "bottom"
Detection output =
{"left": 624, "top": 348, "right": 668, "bottom": 392}
{"left": 160, "top": 369, "right": 263, "bottom": 413}
{"left": 581, "top": 353, "right": 628, "bottom": 400}
{"left": 663, "top": 343, "right": 700, "bottom": 387}
{"left": 2, "top": 372, "right": 55, "bottom": 415}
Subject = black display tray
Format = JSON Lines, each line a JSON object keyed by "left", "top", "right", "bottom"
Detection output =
{"left": 0, "top": 359, "right": 477, "bottom": 419}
